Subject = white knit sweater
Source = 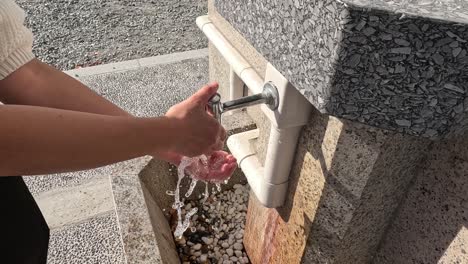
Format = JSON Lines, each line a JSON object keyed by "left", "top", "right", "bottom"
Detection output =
{"left": 0, "top": 0, "right": 34, "bottom": 80}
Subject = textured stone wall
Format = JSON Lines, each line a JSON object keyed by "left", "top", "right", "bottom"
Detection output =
{"left": 215, "top": 0, "right": 468, "bottom": 139}
{"left": 374, "top": 132, "right": 468, "bottom": 263}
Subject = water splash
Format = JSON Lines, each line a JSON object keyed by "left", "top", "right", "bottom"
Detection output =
{"left": 174, "top": 207, "right": 198, "bottom": 239}
{"left": 185, "top": 179, "right": 198, "bottom": 198}
{"left": 201, "top": 182, "right": 210, "bottom": 203}
{"left": 171, "top": 154, "right": 232, "bottom": 238}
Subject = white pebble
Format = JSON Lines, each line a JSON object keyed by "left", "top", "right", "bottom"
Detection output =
{"left": 176, "top": 237, "right": 186, "bottom": 245}
{"left": 226, "top": 248, "right": 233, "bottom": 256}
{"left": 193, "top": 243, "right": 202, "bottom": 250}
{"left": 233, "top": 184, "right": 243, "bottom": 189}
{"left": 235, "top": 233, "right": 243, "bottom": 240}
{"left": 202, "top": 237, "right": 213, "bottom": 245}
{"left": 193, "top": 251, "right": 202, "bottom": 257}
{"left": 233, "top": 242, "right": 243, "bottom": 250}
{"left": 230, "top": 256, "right": 238, "bottom": 262}
{"left": 222, "top": 242, "right": 229, "bottom": 248}
{"left": 200, "top": 254, "right": 207, "bottom": 262}
{"left": 242, "top": 256, "right": 249, "bottom": 263}
{"left": 235, "top": 250, "right": 243, "bottom": 258}
{"left": 228, "top": 207, "right": 235, "bottom": 215}
{"left": 223, "top": 254, "right": 229, "bottom": 260}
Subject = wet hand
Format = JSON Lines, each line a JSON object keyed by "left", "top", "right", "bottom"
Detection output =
{"left": 165, "top": 82, "right": 226, "bottom": 157}
{"left": 186, "top": 151, "right": 237, "bottom": 182}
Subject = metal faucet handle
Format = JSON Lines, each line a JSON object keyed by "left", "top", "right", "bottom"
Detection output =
{"left": 207, "top": 93, "right": 223, "bottom": 123}
{"left": 208, "top": 93, "right": 221, "bottom": 105}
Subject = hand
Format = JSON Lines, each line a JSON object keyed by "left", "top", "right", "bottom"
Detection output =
{"left": 156, "top": 151, "right": 237, "bottom": 182}
{"left": 165, "top": 82, "right": 226, "bottom": 157}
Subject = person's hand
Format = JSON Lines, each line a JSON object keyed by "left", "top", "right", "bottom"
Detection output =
{"left": 186, "top": 151, "right": 237, "bottom": 182}
{"left": 165, "top": 82, "right": 226, "bottom": 157}
{"left": 156, "top": 151, "right": 237, "bottom": 182}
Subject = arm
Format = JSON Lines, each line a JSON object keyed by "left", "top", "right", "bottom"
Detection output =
{"left": 0, "top": 59, "right": 131, "bottom": 117}
{"left": 0, "top": 105, "right": 170, "bottom": 176}
{"left": 0, "top": 59, "right": 195, "bottom": 165}
{"left": 0, "top": 81, "right": 224, "bottom": 176}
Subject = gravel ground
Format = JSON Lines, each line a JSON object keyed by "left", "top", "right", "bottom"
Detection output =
{"left": 17, "top": 0, "right": 207, "bottom": 70}
{"left": 169, "top": 184, "right": 250, "bottom": 264}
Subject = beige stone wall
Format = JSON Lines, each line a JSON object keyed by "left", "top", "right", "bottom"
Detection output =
{"left": 374, "top": 132, "right": 468, "bottom": 264}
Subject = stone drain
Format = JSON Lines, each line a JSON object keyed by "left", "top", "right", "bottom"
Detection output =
{"left": 166, "top": 183, "right": 251, "bottom": 264}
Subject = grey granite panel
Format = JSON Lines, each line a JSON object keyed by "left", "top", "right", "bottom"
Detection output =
{"left": 215, "top": 0, "right": 468, "bottom": 138}
{"left": 47, "top": 212, "right": 126, "bottom": 264}
{"left": 346, "top": 0, "right": 468, "bottom": 25}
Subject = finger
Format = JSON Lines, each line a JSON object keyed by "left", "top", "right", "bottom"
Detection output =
{"left": 191, "top": 82, "right": 219, "bottom": 103}
{"left": 219, "top": 127, "right": 227, "bottom": 142}
{"left": 205, "top": 105, "right": 214, "bottom": 116}
{"left": 213, "top": 139, "right": 225, "bottom": 151}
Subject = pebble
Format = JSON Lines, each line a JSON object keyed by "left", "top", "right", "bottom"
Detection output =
{"left": 193, "top": 243, "right": 202, "bottom": 250}
{"left": 228, "top": 207, "right": 236, "bottom": 215}
{"left": 233, "top": 242, "right": 244, "bottom": 250}
{"left": 202, "top": 237, "right": 213, "bottom": 245}
{"left": 177, "top": 237, "right": 186, "bottom": 245}
{"left": 174, "top": 184, "right": 250, "bottom": 262}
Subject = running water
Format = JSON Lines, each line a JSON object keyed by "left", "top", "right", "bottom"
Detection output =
{"left": 171, "top": 154, "right": 231, "bottom": 238}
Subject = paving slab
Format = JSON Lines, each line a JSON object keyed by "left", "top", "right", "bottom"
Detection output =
{"left": 47, "top": 212, "right": 126, "bottom": 264}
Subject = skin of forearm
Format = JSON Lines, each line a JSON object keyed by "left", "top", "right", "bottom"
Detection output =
{"left": 0, "top": 59, "right": 130, "bottom": 117}
{"left": 0, "top": 105, "right": 174, "bottom": 176}
{"left": 0, "top": 59, "right": 183, "bottom": 165}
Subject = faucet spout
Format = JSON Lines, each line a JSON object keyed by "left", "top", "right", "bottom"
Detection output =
{"left": 208, "top": 82, "right": 279, "bottom": 123}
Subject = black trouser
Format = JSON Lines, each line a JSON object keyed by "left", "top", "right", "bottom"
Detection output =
{"left": 0, "top": 176, "right": 50, "bottom": 263}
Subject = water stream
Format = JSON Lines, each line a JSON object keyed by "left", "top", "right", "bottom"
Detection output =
{"left": 172, "top": 155, "right": 229, "bottom": 239}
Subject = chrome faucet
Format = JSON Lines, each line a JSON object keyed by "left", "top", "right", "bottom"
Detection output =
{"left": 208, "top": 82, "right": 279, "bottom": 123}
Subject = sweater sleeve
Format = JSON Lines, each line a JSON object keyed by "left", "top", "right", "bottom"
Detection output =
{"left": 0, "top": 0, "right": 35, "bottom": 80}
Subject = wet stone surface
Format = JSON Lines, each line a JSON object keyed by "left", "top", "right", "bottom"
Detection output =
{"left": 215, "top": 0, "right": 468, "bottom": 139}
{"left": 168, "top": 184, "right": 250, "bottom": 264}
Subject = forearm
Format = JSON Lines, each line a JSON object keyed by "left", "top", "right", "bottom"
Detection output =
{"left": 0, "top": 105, "right": 173, "bottom": 176}
{"left": 0, "top": 59, "right": 130, "bottom": 117}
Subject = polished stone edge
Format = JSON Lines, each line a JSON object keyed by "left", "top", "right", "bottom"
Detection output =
{"left": 64, "top": 49, "right": 209, "bottom": 78}
{"left": 108, "top": 157, "right": 163, "bottom": 264}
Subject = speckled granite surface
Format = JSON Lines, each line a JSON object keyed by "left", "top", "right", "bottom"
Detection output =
{"left": 215, "top": 0, "right": 468, "bottom": 138}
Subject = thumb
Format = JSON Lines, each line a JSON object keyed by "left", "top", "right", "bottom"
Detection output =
{"left": 192, "top": 82, "right": 219, "bottom": 103}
